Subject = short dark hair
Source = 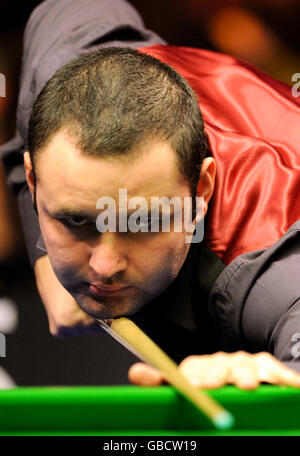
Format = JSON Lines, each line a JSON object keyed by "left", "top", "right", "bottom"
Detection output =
{"left": 27, "top": 47, "right": 210, "bottom": 217}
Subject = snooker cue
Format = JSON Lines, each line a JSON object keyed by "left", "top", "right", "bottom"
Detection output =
{"left": 98, "top": 317, "right": 234, "bottom": 430}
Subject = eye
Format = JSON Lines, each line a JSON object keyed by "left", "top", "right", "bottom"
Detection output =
{"left": 63, "top": 217, "right": 91, "bottom": 228}
{"left": 139, "top": 217, "right": 152, "bottom": 229}
{"left": 142, "top": 217, "right": 161, "bottom": 229}
{"left": 127, "top": 216, "right": 162, "bottom": 233}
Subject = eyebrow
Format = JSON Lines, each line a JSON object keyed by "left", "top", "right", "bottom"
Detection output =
{"left": 49, "top": 208, "right": 97, "bottom": 219}
{"left": 49, "top": 206, "right": 175, "bottom": 219}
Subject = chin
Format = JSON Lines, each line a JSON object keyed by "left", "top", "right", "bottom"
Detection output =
{"left": 74, "top": 292, "right": 144, "bottom": 320}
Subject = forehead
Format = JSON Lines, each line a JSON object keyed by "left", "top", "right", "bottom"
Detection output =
{"left": 36, "top": 131, "right": 190, "bottom": 211}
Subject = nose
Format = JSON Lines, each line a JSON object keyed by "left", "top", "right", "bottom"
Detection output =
{"left": 88, "top": 232, "right": 127, "bottom": 280}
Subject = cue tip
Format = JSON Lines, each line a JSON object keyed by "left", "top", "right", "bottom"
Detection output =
{"left": 213, "top": 410, "right": 235, "bottom": 430}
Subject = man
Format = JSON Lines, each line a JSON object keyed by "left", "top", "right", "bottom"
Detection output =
{"left": 1, "top": 0, "right": 300, "bottom": 390}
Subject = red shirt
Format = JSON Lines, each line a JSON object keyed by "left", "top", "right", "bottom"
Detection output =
{"left": 139, "top": 45, "right": 300, "bottom": 265}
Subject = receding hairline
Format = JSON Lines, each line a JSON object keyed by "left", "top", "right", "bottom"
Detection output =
{"left": 33, "top": 125, "right": 188, "bottom": 187}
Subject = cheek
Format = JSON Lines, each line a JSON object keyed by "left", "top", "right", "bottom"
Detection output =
{"left": 168, "top": 234, "right": 190, "bottom": 276}
{"left": 135, "top": 233, "right": 189, "bottom": 282}
{"left": 39, "top": 217, "right": 89, "bottom": 270}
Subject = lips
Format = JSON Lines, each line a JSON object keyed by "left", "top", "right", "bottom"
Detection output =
{"left": 87, "top": 283, "right": 134, "bottom": 297}
{"left": 91, "top": 284, "right": 126, "bottom": 291}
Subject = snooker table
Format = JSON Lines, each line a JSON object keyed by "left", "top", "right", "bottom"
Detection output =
{"left": 0, "top": 385, "right": 300, "bottom": 436}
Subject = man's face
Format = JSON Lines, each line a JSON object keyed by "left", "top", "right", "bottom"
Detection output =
{"left": 26, "top": 131, "right": 200, "bottom": 320}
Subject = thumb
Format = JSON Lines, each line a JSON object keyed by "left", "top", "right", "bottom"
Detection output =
{"left": 128, "top": 362, "right": 165, "bottom": 386}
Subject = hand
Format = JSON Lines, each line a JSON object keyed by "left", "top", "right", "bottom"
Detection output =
{"left": 34, "top": 254, "right": 100, "bottom": 337}
{"left": 128, "top": 351, "right": 300, "bottom": 389}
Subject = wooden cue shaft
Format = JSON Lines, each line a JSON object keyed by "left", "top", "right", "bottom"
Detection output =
{"left": 110, "top": 317, "right": 234, "bottom": 429}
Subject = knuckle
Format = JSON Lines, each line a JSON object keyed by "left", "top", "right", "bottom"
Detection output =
{"left": 213, "top": 351, "right": 227, "bottom": 357}
{"left": 212, "top": 351, "right": 228, "bottom": 361}
{"left": 48, "top": 311, "right": 79, "bottom": 337}
{"left": 235, "top": 350, "right": 248, "bottom": 356}
{"left": 48, "top": 323, "right": 61, "bottom": 338}
{"left": 232, "top": 350, "right": 250, "bottom": 361}
{"left": 55, "top": 307, "right": 82, "bottom": 327}
{"left": 180, "top": 355, "right": 199, "bottom": 368}
{"left": 55, "top": 313, "right": 72, "bottom": 327}
{"left": 255, "top": 351, "right": 272, "bottom": 362}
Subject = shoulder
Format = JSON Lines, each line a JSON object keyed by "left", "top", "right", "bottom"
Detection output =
{"left": 248, "top": 220, "right": 300, "bottom": 305}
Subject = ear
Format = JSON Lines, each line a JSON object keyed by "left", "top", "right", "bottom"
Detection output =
{"left": 23, "top": 151, "right": 35, "bottom": 201}
{"left": 195, "top": 157, "right": 216, "bottom": 218}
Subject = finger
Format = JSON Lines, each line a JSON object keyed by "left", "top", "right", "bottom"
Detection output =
{"left": 201, "top": 364, "right": 230, "bottom": 389}
{"left": 229, "top": 352, "right": 259, "bottom": 390}
{"left": 128, "top": 362, "right": 165, "bottom": 386}
{"left": 256, "top": 353, "right": 300, "bottom": 387}
{"left": 47, "top": 303, "right": 100, "bottom": 337}
{"left": 276, "top": 367, "right": 300, "bottom": 387}
{"left": 179, "top": 355, "right": 230, "bottom": 388}
{"left": 200, "top": 352, "right": 231, "bottom": 389}
{"left": 230, "top": 365, "right": 259, "bottom": 390}
{"left": 179, "top": 355, "right": 211, "bottom": 387}
{"left": 48, "top": 315, "right": 101, "bottom": 338}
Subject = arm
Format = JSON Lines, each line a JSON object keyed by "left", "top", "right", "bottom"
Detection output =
{"left": 268, "top": 297, "right": 300, "bottom": 374}
{"left": 0, "top": 0, "right": 165, "bottom": 336}
{"left": 128, "top": 286, "right": 300, "bottom": 388}
{"left": 1, "top": 0, "right": 165, "bottom": 266}
{"left": 1, "top": 145, "right": 96, "bottom": 336}
{"left": 34, "top": 255, "right": 99, "bottom": 337}
{"left": 128, "top": 238, "right": 300, "bottom": 388}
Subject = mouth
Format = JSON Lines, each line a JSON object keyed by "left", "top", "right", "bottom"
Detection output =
{"left": 85, "top": 283, "right": 135, "bottom": 298}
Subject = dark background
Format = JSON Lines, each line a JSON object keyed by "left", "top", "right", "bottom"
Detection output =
{"left": 0, "top": 0, "right": 299, "bottom": 387}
